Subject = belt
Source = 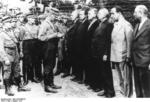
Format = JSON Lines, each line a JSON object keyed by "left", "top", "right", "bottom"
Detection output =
{"left": 4, "top": 46, "right": 16, "bottom": 50}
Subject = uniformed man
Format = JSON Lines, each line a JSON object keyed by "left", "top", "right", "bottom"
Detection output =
{"left": 0, "top": 16, "right": 30, "bottom": 96}
{"left": 21, "top": 13, "right": 41, "bottom": 85}
{"left": 0, "top": 16, "right": 4, "bottom": 89}
{"left": 38, "top": 11, "right": 62, "bottom": 93}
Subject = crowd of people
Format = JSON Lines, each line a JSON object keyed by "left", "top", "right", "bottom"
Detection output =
{"left": 0, "top": 1, "right": 150, "bottom": 98}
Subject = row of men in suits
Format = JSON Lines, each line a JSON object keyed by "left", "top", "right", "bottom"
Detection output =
{"left": 56, "top": 7, "right": 115, "bottom": 97}
{"left": 58, "top": 4, "right": 150, "bottom": 98}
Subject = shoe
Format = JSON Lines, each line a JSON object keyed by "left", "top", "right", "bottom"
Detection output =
{"left": 4, "top": 80, "right": 14, "bottom": 96}
{"left": 87, "top": 86, "right": 92, "bottom": 90}
{"left": 50, "top": 84, "right": 62, "bottom": 89}
{"left": 5, "top": 91, "right": 14, "bottom": 96}
{"left": 5, "top": 87, "right": 14, "bottom": 96}
{"left": 97, "top": 90, "right": 105, "bottom": 96}
{"left": 77, "top": 81, "right": 84, "bottom": 84}
{"left": 32, "top": 78, "right": 41, "bottom": 83}
{"left": 61, "top": 73, "right": 70, "bottom": 78}
{"left": 93, "top": 88, "right": 103, "bottom": 92}
{"left": 18, "top": 86, "right": 31, "bottom": 92}
{"left": 71, "top": 78, "right": 80, "bottom": 82}
{"left": 45, "top": 86, "right": 58, "bottom": 93}
{"left": 23, "top": 81, "right": 28, "bottom": 86}
{"left": 54, "top": 70, "right": 62, "bottom": 76}
{"left": 105, "top": 93, "right": 115, "bottom": 98}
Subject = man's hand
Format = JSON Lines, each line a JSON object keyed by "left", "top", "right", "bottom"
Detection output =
{"left": 57, "top": 33, "right": 64, "bottom": 38}
{"left": 125, "top": 57, "right": 131, "bottom": 63}
{"left": 20, "top": 52, "right": 24, "bottom": 58}
{"left": 148, "top": 64, "right": 150, "bottom": 70}
{"left": 5, "top": 60, "right": 10, "bottom": 66}
{"left": 103, "top": 55, "right": 107, "bottom": 61}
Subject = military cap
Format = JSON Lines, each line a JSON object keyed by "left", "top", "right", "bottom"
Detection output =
{"left": 16, "top": 12, "right": 23, "bottom": 16}
{"left": 26, "top": 13, "right": 36, "bottom": 19}
{"left": 11, "top": 17, "right": 18, "bottom": 22}
{"left": 49, "top": 7, "right": 59, "bottom": 16}
{"left": 38, "top": 14, "right": 47, "bottom": 20}
{"left": 2, "top": 16, "right": 11, "bottom": 22}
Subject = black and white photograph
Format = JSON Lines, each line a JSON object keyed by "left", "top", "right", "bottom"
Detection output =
{"left": 0, "top": 0, "right": 150, "bottom": 101}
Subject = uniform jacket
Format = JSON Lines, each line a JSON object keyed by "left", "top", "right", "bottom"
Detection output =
{"left": 0, "top": 30, "right": 20, "bottom": 62}
{"left": 91, "top": 19, "right": 113, "bottom": 60}
{"left": 110, "top": 17, "right": 133, "bottom": 62}
{"left": 22, "top": 24, "right": 39, "bottom": 40}
{"left": 38, "top": 19, "right": 58, "bottom": 41}
{"left": 132, "top": 19, "right": 150, "bottom": 67}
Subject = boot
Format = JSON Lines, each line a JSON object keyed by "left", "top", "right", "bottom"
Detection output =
{"left": 44, "top": 85, "right": 58, "bottom": 93}
{"left": 15, "top": 77, "right": 31, "bottom": 92}
{"left": 4, "top": 80, "right": 14, "bottom": 96}
{"left": 49, "top": 83, "right": 62, "bottom": 89}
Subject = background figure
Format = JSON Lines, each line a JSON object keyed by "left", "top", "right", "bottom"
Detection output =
{"left": 132, "top": 5, "right": 150, "bottom": 97}
{"left": 85, "top": 7, "right": 99, "bottom": 88}
{"left": 22, "top": 14, "right": 41, "bottom": 85}
{"left": 71, "top": 7, "right": 89, "bottom": 84}
{"left": 95, "top": 8, "right": 115, "bottom": 97}
{"left": 110, "top": 6, "right": 133, "bottom": 96}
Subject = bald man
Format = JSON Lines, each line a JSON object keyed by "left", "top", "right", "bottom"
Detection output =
{"left": 132, "top": 5, "right": 150, "bottom": 97}
{"left": 90, "top": 8, "right": 115, "bottom": 97}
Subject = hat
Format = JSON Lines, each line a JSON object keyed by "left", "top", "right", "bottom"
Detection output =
{"left": 2, "top": 16, "right": 11, "bottom": 22}
{"left": 16, "top": 12, "right": 23, "bottom": 16}
{"left": 38, "top": 14, "right": 47, "bottom": 20}
{"left": 11, "top": 17, "right": 18, "bottom": 22}
{"left": 26, "top": 13, "right": 36, "bottom": 19}
{"left": 49, "top": 7, "right": 59, "bottom": 16}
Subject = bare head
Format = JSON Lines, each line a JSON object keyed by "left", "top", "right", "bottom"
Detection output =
{"left": 88, "top": 8, "right": 98, "bottom": 20}
{"left": 110, "top": 6, "right": 123, "bottom": 21}
{"left": 97, "top": 8, "right": 109, "bottom": 21}
{"left": 134, "top": 5, "right": 148, "bottom": 21}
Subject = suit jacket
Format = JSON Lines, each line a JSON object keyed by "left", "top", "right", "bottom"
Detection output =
{"left": 86, "top": 19, "right": 99, "bottom": 57}
{"left": 110, "top": 18, "right": 133, "bottom": 62}
{"left": 132, "top": 19, "right": 150, "bottom": 67}
{"left": 91, "top": 20, "right": 113, "bottom": 60}
{"left": 72, "top": 18, "right": 89, "bottom": 57}
{"left": 65, "top": 19, "right": 80, "bottom": 52}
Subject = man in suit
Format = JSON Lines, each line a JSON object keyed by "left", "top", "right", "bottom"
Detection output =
{"left": 71, "top": 8, "right": 89, "bottom": 84}
{"left": 85, "top": 7, "right": 99, "bottom": 88}
{"left": 60, "top": 10, "right": 81, "bottom": 78}
{"left": 110, "top": 6, "right": 133, "bottom": 96}
{"left": 132, "top": 5, "right": 150, "bottom": 97}
{"left": 90, "top": 8, "right": 115, "bottom": 97}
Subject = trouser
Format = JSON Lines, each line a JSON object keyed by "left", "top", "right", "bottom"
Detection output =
{"left": 72, "top": 54, "right": 84, "bottom": 80}
{"left": 42, "top": 39, "right": 58, "bottom": 86}
{"left": 133, "top": 66, "right": 150, "bottom": 97}
{"left": 101, "top": 61, "right": 115, "bottom": 95}
{"left": 0, "top": 62, "right": 3, "bottom": 85}
{"left": 57, "top": 38, "right": 64, "bottom": 73}
{"left": 111, "top": 62, "right": 125, "bottom": 94}
{"left": 23, "top": 39, "right": 42, "bottom": 83}
{"left": 3, "top": 47, "right": 21, "bottom": 88}
{"left": 90, "top": 57, "right": 103, "bottom": 89}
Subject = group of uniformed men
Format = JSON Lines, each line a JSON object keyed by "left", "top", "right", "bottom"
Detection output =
{"left": 0, "top": 1, "right": 150, "bottom": 98}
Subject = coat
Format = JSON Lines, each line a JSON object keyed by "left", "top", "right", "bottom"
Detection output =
{"left": 132, "top": 19, "right": 150, "bottom": 67}
{"left": 110, "top": 18, "right": 133, "bottom": 62}
{"left": 72, "top": 19, "right": 89, "bottom": 58}
{"left": 91, "top": 20, "right": 113, "bottom": 60}
{"left": 86, "top": 19, "right": 99, "bottom": 57}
